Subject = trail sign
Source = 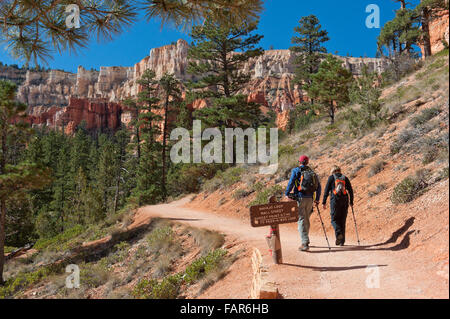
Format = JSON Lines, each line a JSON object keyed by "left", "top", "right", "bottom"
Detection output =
{"left": 249, "top": 197, "right": 299, "bottom": 265}
{"left": 250, "top": 201, "right": 298, "bottom": 228}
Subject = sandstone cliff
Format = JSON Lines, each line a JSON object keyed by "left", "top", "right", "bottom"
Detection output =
{"left": 6, "top": 39, "right": 390, "bottom": 132}
{"left": 423, "top": 9, "right": 449, "bottom": 56}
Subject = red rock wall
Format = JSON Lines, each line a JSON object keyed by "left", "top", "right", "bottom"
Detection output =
{"left": 28, "top": 98, "right": 123, "bottom": 134}
{"left": 421, "top": 8, "right": 449, "bottom": 56}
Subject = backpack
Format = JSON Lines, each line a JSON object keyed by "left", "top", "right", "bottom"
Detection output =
{"left": 296, "top": 166, "right": 319, "bottom": 196}
{"left": 333, "top": 174, "right": 348, "bottom": 197}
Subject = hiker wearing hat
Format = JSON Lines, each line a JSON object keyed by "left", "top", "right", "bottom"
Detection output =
{"left": 284, "top": 155, "right": 321, "bottom": 252}
{"left": 322, "top": 166, "right": 354, "bottom": 246}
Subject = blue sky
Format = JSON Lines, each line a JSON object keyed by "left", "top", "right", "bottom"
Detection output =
{"left": 0, "top": 0, "right": 419, "bottom": 73}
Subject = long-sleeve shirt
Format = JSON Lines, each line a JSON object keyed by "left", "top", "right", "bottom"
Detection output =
{"left": 322, "top": 173, "right": 354, "bottom": 206}
{"left": 285, "top": 165, "right": 321, "bottom": 201}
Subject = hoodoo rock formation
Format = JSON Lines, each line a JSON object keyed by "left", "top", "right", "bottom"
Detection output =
{"left": 1, "top": 39, "right": 393, "bottom": 133}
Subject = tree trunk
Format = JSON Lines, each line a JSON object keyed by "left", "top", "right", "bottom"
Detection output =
{"left": 113, "top": 175, "right": 120, "bottom": 214}
{"left": 0, "top": 199, "right": 5, "bottom": 285}
{"left": 0, "top": 131, "right": 6, "bottom": 285}
{"left": 329, "top": 102, "right": 335, "bottom": 124}
{"left": 422, "top": 7, "right": 432, "bottom": 58}
{"left": 162, "top": 93, "right": 169, "bottom": 201}
{"left": 136, "top": 123, "right": 141, "bottom": 162}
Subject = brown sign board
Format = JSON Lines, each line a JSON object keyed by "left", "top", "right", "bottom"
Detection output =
{"left": 250, "top": 201, "right": 299, "bottom": 227}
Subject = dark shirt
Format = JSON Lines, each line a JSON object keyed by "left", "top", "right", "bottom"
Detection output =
{"left": 285, "top": 165, "right": 322, "bottom": 201}
{"left": 322, "top": 173, "right": 354, "bottom": 205}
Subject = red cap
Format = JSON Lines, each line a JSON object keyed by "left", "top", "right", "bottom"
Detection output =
{"left": 299, "top": 155, "right": 309, "bottom": 165}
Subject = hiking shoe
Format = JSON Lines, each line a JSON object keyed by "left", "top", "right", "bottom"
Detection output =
{"left": 336, "top": 234, "right": 344, "bottom": 246}
{"left": 299, "top": 244, "right": 309, "bottom": 252}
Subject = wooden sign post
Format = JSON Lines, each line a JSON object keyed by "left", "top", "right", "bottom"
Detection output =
{"left": 250, "top": 196, "right": 299, "bottom": 264}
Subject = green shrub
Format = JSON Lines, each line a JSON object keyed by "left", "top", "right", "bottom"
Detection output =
{"left": 390, "top": 129, "right": 421, "bottom": 155}
{"left": 232, "top": 189, "right": 252, "bottom": 200}
{"left": 278, "top": 145, "right": 296, "bottom": 158}
{"left": 132, "top": 274, "right": 183, "bottom": 299}
{"left": 249, "top": 185, "right": 284, "bottom": 206}
{"left": 409, "top": 107, "right": 441, "bottom": 128}
{"left": 4, "top": 246, "right": 17, "bottom": 254}
{"left": 34, "top": 225, "right": 85, "bottom": 251}
{"left": 80, "top": 263, "right": 110, "bottom": 288}
{"left": 252, "top": 181, "right": 265, "bottom": 193}
{"left": 184, "top": 249, "right": 227, "bottom": 284}
{"left": 147, "top": 225, "right": 173, "bottom": 252}
{"left": 439, "top": 167, "right": 449, "bottom": 180}
{"left": 203, "top": 166, "right": 244, "bottom": 192}
{"left": 0, "top": 262, "right": 66, "bottom": 298}
{"left": 287, "top": 103, "right": 318, "bottom": 133}
{"left": 391, "top": 170, "right": 429, "bottom": 204}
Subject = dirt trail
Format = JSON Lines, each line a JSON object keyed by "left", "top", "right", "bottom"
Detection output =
{"left": 137, "top": 196, "right": 448, "bottom": 299}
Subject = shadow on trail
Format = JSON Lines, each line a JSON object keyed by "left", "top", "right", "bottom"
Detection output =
{"left": 163, "top": 217, "right": 202, "bottom": 222}
{"left": 281, "top": 263, "right": 388, "bottom": 272}
{"left": 308, "top": 217, "right": 415, "bottom": 254}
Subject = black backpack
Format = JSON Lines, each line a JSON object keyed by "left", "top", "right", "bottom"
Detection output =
{"left": 296, "top": 166, "right": 319, "bottom": 196}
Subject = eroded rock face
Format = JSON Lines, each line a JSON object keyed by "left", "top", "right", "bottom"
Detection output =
{"left": 424, "top": 9, "right": 449, "bottom": 56}
{"left": 9, "top": 39, "right": 390, "bottom": 133}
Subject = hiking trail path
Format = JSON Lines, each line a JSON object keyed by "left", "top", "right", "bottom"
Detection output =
{"left": 135, "top": 196, "right": 448, "bottom": 299}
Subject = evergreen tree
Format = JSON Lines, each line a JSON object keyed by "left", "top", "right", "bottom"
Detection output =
{"left": 158, "top": 73, "right": 182, "bottom": 200}
{"left": 112, "top": 128, "right": 132, "bottom": 213}
{"left": 307, "top": 55, "right": 354, "bottom": 124}
{"left": 347, "top": 65, "right": 383, "bottom": 134}
{"left": 50, "top": 141, "right": 71, "bottom": 232}
{"left": 289, "top": 15, "right": 329, "bottom": 91}
{"left": 188, "top": 17, "right": 265, "bottom": 130}
{"left": 130, "top": 70, "right": 163, "bottom": 206}
{"left": 97, "top": 139, "right": 118, "bottom": 214}
{"left": 0, "top": 80, "right": 51, "bottom": 284}
{"left": 0, "top": 1, "right": 263, "bottom": 65}
{"left": 378, "top": 8, "right": 421, "bottom": 56}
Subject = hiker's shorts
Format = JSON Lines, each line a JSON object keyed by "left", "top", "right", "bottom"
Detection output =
{"left": 297, "top": 197, "right": 313, "bottom": 245}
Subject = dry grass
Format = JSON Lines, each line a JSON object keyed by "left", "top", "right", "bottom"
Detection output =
{"left": 188, "top": 227, "right": 225, "bottom": 255}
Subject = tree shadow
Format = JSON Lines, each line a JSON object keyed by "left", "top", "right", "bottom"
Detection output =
{"left": 307, "top": 217, "right": 415, "bottom": 254}
{"left": 163, "top": 217, "right": 202, "bottom": 222}
{"left": 281, "top": 263, "right": 388, "bottom": 272}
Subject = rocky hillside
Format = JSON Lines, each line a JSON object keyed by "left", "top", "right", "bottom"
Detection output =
{"left": 186, "top": 49, "right": 449, "bottom": 296}
{"left": 1, "top": 39, "right": 387, "bottom": 133}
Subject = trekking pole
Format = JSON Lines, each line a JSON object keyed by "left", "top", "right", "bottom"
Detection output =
{"left": 350, "top": 206, "right": 361, "bottom": 246}
{"left": 315, "top": 203, "right": 331, "bottom": 251}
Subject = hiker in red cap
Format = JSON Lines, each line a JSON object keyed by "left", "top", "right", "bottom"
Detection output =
{"left": 284, "top": 155, "right": 321, "bottom": 251}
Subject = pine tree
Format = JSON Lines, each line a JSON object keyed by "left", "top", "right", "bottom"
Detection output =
{"left": 307, "top": 55, "right": 354, "bottom": 124}
{"left": 131, "top": 70, "right": 163, "bottom": 206}
{"left": 97, "top": 139, "right": 118, "bottom": 214}
{"left": 289, "top": 15, "right": 330, "bottom": 91}
{"left": 347, "top": 65, "right": 383, "bottom": 134}
{"left": 0, "top": 1, "right": 263, "bottom": 65}
{"left": 158, "top": 73, "right": 182, "bottom": 200}
{"left": 50, "top": 141, "right": 71, "bottom": 232}
{"left": 187, "top": 17, "right": 265, "bottom": 130}
{"left": 112, "top": 128, "right": 132, "bottom": 213}
{"left": 0, "top": 80, "right": 51, "bottom": 284}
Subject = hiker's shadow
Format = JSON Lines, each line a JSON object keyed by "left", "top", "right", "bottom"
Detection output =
{"left": 307, "top": 217, "right": 416, "bottom": 254}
